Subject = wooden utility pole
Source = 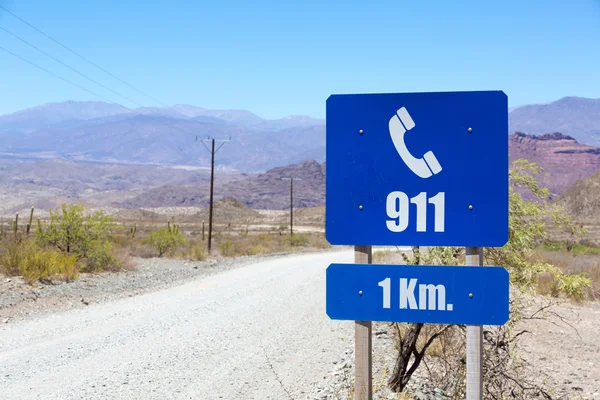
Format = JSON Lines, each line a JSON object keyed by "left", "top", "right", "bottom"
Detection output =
{"left": 354, "top": 245, "right": 373, "bottom": 400}
{"left": 198, "top": 136, "right": 230, "bottom": 254}
{"left": 466, "top": 246, "right": 484, "bottom": 399}
{"left": 208, "top": 138, "right": 215, "bottom": 253}
{"left": 281, "top": 177, "right": 302, "bottom": 236}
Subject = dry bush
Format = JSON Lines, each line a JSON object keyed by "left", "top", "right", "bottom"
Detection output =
{"left": 187, "top": 242, "right": 208, "bottom": 261}
{"left": 22, "top": 249, "right": 78, "bottom": 284}
{"left": 0, "top": 239, "right": 30, "bottom": 276}
{"left": 214, "top": 232, "right": 330, "bottom": 258}
{"left": 373, "top": 249, "right": 406, "bottom": 264}
{"left": 536, "top": 250, "right": 600, "bottom": 300}
{"left": 117, "top": 249, "right": 137, "bottom": 271}
{"left": 127, "top": 242, "right": 156, "bottom": 258}
{"left": 0, "top": 239, "right": 79, "bottom": 284}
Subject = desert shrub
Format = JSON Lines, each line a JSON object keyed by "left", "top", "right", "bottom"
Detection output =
{"left": 22, "top": 249, "right": 78, "bottom": 284}
{"left": 0, "top": 240, "right": 78, "bottom": 284}
{"left": 82, "top": 240, "right": 121, "bottom": 272}
{"left": 0, "top": 239, "right": 33, "bottom": 276}
{"left": 128, "top": 243, "right": 157, "bottom": 259}
{"left": 145, "top": 227, "right": 186, "bottom": 257}
{"left": 289, "top": 234, "right": 309, "bottom": 247}
{"left": 188, "top": 243, "right": 207, "bottom": 261}
{"left": 37, "top": 204, "right": 112, "bottom": 258}
{"left": 245, "top": 244, "right": 267, "bottom": 255}
{"left": 218, "top": 240, "right": 234, "bottom": 257}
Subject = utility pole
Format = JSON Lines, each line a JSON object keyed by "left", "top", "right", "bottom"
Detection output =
{"left": 281, "top": 177, "right": 302, "bottom": 236}
{"left": 198, "top": 136, "right": 230, "bottom": 253}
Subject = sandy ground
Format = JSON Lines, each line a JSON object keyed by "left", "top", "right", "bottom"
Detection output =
{"left": 517, "top": 299, "right": 600, "bottom": 398}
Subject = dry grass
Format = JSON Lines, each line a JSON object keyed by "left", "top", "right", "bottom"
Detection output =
{"left": 212, "top": 232, "right": 330, "bottom": 258}
{"left": 373, "top": 248, "right": 409, "bottom": 264}
{"left": 536, "top": 248, "right": 600, "bottom": 300}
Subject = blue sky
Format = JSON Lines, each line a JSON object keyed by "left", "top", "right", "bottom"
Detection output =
{"left": 1, "top": 0, "right": 599, "bottom": 119}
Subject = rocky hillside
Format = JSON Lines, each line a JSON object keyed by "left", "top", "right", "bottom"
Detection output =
{"left": 509, "top": 132, "right": 600, "bottom": 198}
{"left": 554, "top": 170, "right": 600, "bottom": 224}
{"left": 509, "top": 97, "right": 600, "bottom": 146}
{"left": 120, "top": 160, "right": 325, "bottom": 210}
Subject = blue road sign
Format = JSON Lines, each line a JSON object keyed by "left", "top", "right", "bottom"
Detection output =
{"left": 326, "top": 90, "right": 508, "bottom": 247}
{"left": 326, "top": 263, "right": 509, "bottom": 325}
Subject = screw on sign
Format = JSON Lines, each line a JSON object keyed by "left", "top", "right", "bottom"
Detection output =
{"left": 325, "top": 91, "right": 509, "bottom": 400}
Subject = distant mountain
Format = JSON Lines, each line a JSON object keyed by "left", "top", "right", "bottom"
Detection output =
{"left": 4, "top": 96, "right": 600, "bottom": 172}
{"left": 171, "top": 105, "right": 264, "bottom": 126}
{"left": 509, "top": 132, "right": 600, "bottom": 198}
{"left": 0, "top": 101, "right": 128, "bottom": 133}
{"left": 0, "top": 101, "right": 325, "bottom": 171}
{"left": 509, "top": 97, "right": 600, "bottom": 146}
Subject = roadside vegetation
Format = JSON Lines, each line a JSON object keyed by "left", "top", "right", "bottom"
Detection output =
{"left": 375, "top": 160, "right": 597, "bottom": 398}
{"left": 0, "top": 204, "right": 330, "bottom": 285}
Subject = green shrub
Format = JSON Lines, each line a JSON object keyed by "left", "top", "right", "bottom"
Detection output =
{"left": 145, "top": 227, "right": 186, "bottom": 257}
{"left": 83, "top": 241, "right": 120, "bottom": 272}
{"left": 36, "top": 204, "right": 112, "bottom": 259}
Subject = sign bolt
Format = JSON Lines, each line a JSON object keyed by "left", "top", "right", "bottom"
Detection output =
{"left": 469, "top": 293, "right": 473, "bottom": 299}
{"left": 469, "top": 205, "right": 473, "bottom": 211}
{"left": 359, "top": 290, "right": 363, "bottom": 296}
{"left": 468, "top": 127, "right": 473, "bottom": 133}
{"left": 359, "top": 129, "right": 364, "bottom": 135}
{"left": 359, "top": 205, "right": 364, "bottom": 211}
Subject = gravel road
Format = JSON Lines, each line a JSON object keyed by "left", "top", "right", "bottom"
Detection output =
{"left": 0, "top": 251, "right": 355, "bottom": 400}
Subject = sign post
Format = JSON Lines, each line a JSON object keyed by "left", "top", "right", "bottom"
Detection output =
{"left": 466, "top": 247, "right": 484, "bottom": 399}
{"left": 354, "top": 246, "right": 372, "bottom": 400}
{"left": 325, "top": 90, "right": 509, "bottom": 400}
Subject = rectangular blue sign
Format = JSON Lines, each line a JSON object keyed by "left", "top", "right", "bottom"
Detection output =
{"left": 326, "top": 263, "right": 509, "bottom": 325}
{"left": 325, "top": 90, "right": 508, "bottom": 247}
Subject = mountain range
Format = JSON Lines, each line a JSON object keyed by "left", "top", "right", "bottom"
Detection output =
{"left": 1, "top": 96, "right": 600, "bottom": 172}
{"left": 0, "top": 101, "right": 325, "bottom": 172}
{"left": 1, "top": 130, "right": 598, "bottom": 216}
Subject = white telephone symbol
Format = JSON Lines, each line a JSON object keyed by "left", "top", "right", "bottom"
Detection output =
{"left": 389, "top": 107, "right": 442, "bottom": 179}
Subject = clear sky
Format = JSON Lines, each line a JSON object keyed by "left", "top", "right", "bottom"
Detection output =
{"left": 1, "top": 0, "right": 599, "bottom": 119}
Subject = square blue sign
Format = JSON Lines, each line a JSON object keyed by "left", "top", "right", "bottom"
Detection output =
{"left": 326, "top": 90, "right": 508, "bottom": 247}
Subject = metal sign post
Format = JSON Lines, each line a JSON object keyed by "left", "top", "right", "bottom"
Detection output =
{"left": 324, "top": 90, "right": 509, "bottom": 400}
{"left": 466, "top": 247, "right": 484, "bottom": 399}
{"left": 354, "top": 246, "right": 372, "bottom": 400}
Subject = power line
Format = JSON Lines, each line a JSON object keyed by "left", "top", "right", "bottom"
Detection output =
{"left": 0, "top": 6, "right": 210, "bottom": 145}
{"left": 0, "top": 5, "right": 169, "bottom": 108}
{"left": 0, "top": 44, "right": 115, "bottom": 103}
{"left": 0, "top": 7, "right": 226, "bottom": 164}
{"left": 0, "top": 44, "right": 193, "bottom": 154}
{"left": 0, "top": 26, "right": 143, "bottom": 108}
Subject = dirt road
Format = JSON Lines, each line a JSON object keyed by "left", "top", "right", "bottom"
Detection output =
{"left": 0, "top": 251, "right": 354, "bottom": 400}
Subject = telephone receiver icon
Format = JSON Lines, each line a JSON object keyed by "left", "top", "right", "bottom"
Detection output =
{"left": 389, "top": 107, "right": 442, "bottom": 179}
